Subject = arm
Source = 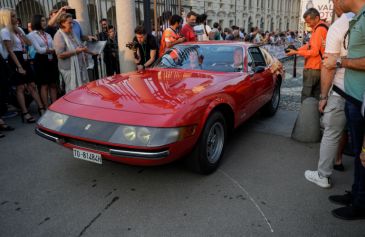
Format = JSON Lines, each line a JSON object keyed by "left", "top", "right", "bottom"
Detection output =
{"left": 144, "top": 49, "right": 156, "bottom": 67}
{"left": 296, "top": 28, "right": 327, "bottom": 58}
{"left": 361, "top": 135, "right": 365, "bottom": 167}
{"left": 318, "top": 58, "right": 336, "bottom": 112}
{"left": 54, "top": 32, "right": 86, "bottom": 59}
{"left": 48, "top": 7, "right": 67, "bottom": 27}
{"left": 14, "top": 27, "right": 32, "bottom": 46}
{"left": 166, "top": 37, "right": 185, "bottom": 48}
{"left": 3, "top": 40, "right": 26, "bottom": 74}
{"left": 342, "top": 57, "right": 365, "bottom": 71}
{"left": 28, "top": 34, "right": 47, "bottom": 54}
{"left": 134, "top": 47, "right": 141, "bottom": 64}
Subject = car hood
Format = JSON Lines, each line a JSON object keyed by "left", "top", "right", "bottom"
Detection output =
{"left": 63, "top": 69, "right": 241, "bottom": 115}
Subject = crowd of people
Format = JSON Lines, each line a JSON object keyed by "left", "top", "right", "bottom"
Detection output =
{"left": 1, "top": 0, "right": 365, "bottom": 221}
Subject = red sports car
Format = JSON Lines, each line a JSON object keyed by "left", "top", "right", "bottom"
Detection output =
{"left": 36, "top": 42, "right": 284, "bottom": 174}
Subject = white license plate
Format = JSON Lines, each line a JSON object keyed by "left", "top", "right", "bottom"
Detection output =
{"left": 73, "top": 148, "right": 102, "bottom": 164}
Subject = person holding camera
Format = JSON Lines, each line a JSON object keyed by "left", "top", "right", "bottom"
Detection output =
{"left": 132, "top": 26, "right": 157, "bottom": 71}
{"left": 286, "top": 8, "right": 328, "bottom": 102}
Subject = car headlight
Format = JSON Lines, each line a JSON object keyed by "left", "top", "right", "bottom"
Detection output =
{"left": 38, "top": 110, "right": 69, "bottom": 131}
{"left": 109, "top": 125, "right": 196, "bottom": 147}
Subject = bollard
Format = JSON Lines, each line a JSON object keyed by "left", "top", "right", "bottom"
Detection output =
{"left": 293, "top": 55, "right": 297, "bottom": 78}
{"left": 291, "top": 97, "right": 321, "bottom": 143}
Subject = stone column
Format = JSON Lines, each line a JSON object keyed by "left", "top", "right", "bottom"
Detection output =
{"left": 115, "top": 0, "right": 137, "bottom": 73}
{"left": 68, "top": 0, "right": 91, "bottom": 35}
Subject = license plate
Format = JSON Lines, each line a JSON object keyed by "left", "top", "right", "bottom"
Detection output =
{"left": 73, "top": 148, "right": 102, "bottom": 164}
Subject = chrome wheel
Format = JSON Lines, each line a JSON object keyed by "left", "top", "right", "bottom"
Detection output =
{"left": 187, "top": 111, "right": 227, "bottom": 174}
{"left": 206, "top": 122, "right": 225, "bottom": 164}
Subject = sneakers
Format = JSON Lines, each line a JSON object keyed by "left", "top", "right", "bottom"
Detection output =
{"left": 329, "top": 191, "right": 352, "bottom": 206}
{"left": 332, "top": 206, "right": 365, "bottom": 220}
{"left": 304, "top": 170, "right": 331, "bottom": 188}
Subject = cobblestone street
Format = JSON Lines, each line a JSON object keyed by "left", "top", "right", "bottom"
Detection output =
{"left": 280, "top": 57, "right": 305, "bottom": 111}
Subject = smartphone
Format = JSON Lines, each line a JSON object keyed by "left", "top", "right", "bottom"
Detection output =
{"left": 65, "top": 8, "right": 76, "bottom": 19}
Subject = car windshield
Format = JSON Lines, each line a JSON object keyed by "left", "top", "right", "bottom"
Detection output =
{"left": 153, "top": 45, "right": 245, "bottom": 72}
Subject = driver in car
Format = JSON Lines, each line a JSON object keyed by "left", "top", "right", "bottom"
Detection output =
{"left": 188, "top": 50, "right": 204, "bottom": 69}
{"left": 232, "top": 47, "right": 243, "bottom": 72}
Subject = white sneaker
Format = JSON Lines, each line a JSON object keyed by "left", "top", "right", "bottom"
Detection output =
{"left": 304, "top": 170, "right": 331, "bottom": 188}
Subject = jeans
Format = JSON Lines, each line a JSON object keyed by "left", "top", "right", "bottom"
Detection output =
{"left": 318, "top": 95, "right": 346, "bottom": 177}
{"left": 345, "top": 101, "right": 365, "bottom": 209}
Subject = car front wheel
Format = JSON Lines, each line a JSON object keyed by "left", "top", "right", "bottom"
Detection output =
{"left": 187, "top": 111, "right": 226, "bottom": 174}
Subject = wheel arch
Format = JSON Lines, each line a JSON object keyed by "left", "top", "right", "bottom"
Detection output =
{"left": 199, "top": 102, "right": 235, "bottom": 138}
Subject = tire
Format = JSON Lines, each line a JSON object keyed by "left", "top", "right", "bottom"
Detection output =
{"left": 187, "top": 111, "right": 227, "bottom": 174}
{"left": 263, "top": 82, "right": 280, "bottom": 116}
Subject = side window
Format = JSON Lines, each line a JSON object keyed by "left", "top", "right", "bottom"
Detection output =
{"left": 259, "top": 47, "right": 274, "bottom": 66}
{"left": 248, "top": 47, "right": 267, "bottom": 67}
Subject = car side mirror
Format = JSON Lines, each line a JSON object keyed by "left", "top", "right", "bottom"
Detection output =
{"left": 253, "top": 66, "right": 265, "bottom": 74}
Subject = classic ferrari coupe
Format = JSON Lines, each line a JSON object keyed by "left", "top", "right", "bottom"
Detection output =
{"left": 36, "top": 41, "right": 284, "bottom": 174}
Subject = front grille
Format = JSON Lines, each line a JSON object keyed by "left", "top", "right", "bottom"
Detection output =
{"left": 66, "top": 138, "right": 110, "bottom": 152}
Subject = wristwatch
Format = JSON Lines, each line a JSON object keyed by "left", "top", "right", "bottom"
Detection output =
{"left": 319, "top": 94, "right": 328, "bottom": 100}
{"left": 336, "top": 58, "right": 342, "bottom": 68}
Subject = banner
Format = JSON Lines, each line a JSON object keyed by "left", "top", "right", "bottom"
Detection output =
{"left": 301, "top": 0, "right": 334, "bottom": 23}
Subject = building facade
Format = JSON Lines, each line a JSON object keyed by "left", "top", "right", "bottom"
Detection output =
{"left": 182, "top": 0, "right": 301, "bottom": 32}
{"left": 1, "top": 0, "right": 301, "bottom": 34}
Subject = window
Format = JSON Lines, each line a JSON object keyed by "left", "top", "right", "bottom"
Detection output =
{"left": 248, "top": 47, "right": 266, "bottom": 67}
{"left": 154, "top": 45, "right": 245, "bottom": 73}
{"left": 259, "top": 47, "right": 275, "bottom": 66}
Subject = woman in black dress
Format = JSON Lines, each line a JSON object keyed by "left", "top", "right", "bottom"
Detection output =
{"left": 28, "top": 14, "right": 58, "bottom": 108}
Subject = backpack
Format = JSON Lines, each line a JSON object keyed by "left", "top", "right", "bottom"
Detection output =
{"left": 314, "top": 23, "right": 329, "bottom": 59}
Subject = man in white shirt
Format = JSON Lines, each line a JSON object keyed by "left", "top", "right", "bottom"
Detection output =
{"left": 304, "top": 0, "right": 355, "bottom": 188}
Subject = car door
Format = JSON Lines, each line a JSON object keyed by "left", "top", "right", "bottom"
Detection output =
{"left": 259, "top": 47, "right": 277, "bottom": 102}
{"left": 234, "top": 46, "right": 256, "bottom": 123}
{"left": 247, "top": 47, "right": 273, "bottom": 108}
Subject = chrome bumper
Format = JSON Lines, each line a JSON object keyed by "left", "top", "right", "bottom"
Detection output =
{"left": 35, "top": 128, "right": 169, "bottom": 159}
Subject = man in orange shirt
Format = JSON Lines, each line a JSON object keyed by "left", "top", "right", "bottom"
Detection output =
{"left": 287, "top": 8, "right": 328, "bottom": 102}
{"left": 159, "top": 15, "right": 185, "bottom": 57}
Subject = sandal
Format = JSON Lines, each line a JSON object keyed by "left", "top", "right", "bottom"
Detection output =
{"left": 21, "top": 112, "right": 36, "bottom": 123}
{"left": 0, "top": 123, "right": 15, "bottom": 131}
{"left": 38, "top": 107, "right": 46, "bottom": 116}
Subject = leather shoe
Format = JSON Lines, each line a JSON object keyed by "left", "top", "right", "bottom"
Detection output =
{"left": 329, "top": 191, "right": 352, "bottom": 206}
{"left": 333, "top": 163, "right": 345, "bottom": 171}
{"left": 0, "top": 123, "right": 15, "bottom": 131}
{"left": 332, "top": 206, "right": 365, "bottom": 220}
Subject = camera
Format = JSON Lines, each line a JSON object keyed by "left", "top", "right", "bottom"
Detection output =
{"left": 126, "top": 41, "right": 139, "bottom": 51}
{"left": 65, "top": 8, "right": 76, "bottom": 19}
{"left": 284, "top": 44, "right": 297, "bottom": 53}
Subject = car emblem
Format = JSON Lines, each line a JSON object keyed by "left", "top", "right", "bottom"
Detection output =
{"left": 84, "top": 124, "right": 92, "bottom": 130}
